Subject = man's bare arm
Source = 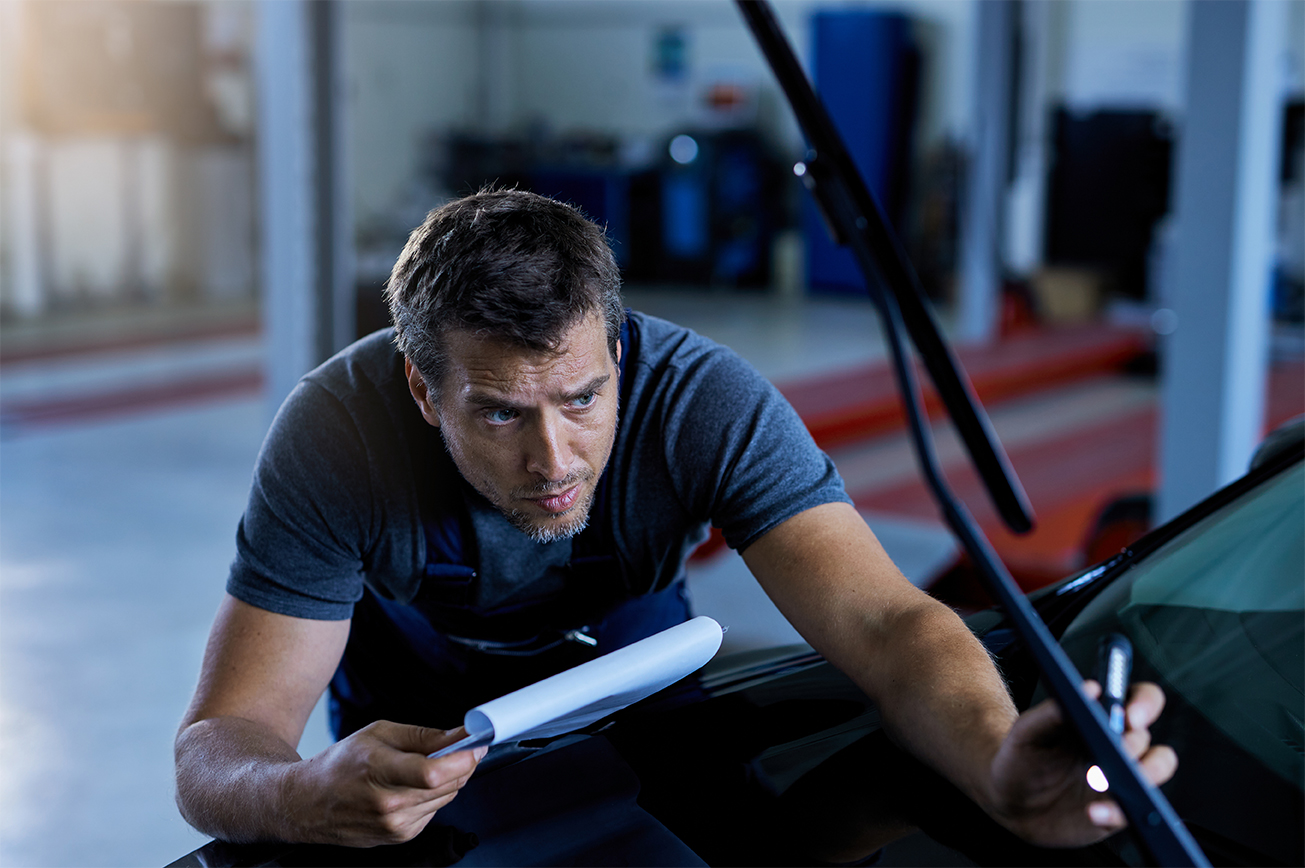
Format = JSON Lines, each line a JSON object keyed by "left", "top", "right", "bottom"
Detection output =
{"left": 175, "top": 594, "right": 483, "bottom": 846}
{"left": 743, "top": 502, "right": 1176, "bottom": 846}
{"left": 743, "top": 503, "right": 1016, "bottom": 804}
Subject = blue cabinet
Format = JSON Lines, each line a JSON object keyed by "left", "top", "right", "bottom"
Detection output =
{"left": 804, "top": 9, "right": 918, "bottom": 296}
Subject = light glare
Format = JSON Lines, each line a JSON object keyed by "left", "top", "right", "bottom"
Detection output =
{"left": 669, "top": 134, "right": 699, "bottom": 165}
{"left": 1086, "top": 764, "right": 1110, "bottom": 793}
{"left": 1151, "top": 308, "right": 1178, "bottom": 335}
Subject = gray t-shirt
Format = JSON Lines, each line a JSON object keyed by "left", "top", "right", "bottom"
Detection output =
{"left": 228, "top": 311, "right": 851, "bottom": 621}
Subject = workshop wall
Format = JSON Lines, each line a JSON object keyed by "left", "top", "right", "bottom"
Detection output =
{"left": 1058, "top": 0, "right": 1188, "bottom": 113}
{"left": 338, "top": 0, "right": 1205, "bottom": 300}
{"left": 343, "top": 1, "right": 479, "bottom": 236}
{"left": 8, "top": 0, "right": 1283, "bottom": 340}
{"left": 341, "top": 0, "right": 977, "bottom": 237}
{"left": 0, "top": 0, "right": 257, "bottom": 323}
{"left": 503, "top": 0, "right": 971, "bottom": 154}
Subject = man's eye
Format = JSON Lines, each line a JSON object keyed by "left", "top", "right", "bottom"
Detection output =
{"left": 486, "top": 408, "right": 517, "bottom": 424}
{"left": 571, "top": 392, "right": 597, "bottom": 408}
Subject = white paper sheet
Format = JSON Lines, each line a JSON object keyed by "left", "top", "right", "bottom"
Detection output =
{"left": 428, "top": 616, "right": 723, "bottom": 758}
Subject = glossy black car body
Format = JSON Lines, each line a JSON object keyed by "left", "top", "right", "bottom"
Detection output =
{"left": 174, "top": 429, "right": 1302, "bottom": 868}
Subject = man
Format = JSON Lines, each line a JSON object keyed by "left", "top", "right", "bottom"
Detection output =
{"left": 175, "top": 190, "right": 1175, "bottom": 850}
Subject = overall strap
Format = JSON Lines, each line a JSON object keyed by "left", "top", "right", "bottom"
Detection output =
{"left": 567, "top": 312, "right": 640, "bottom": 592}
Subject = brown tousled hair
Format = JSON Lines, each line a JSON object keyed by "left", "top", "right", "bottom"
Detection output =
{"left": 385, "top": 189, "right": 624, "bottom": 394}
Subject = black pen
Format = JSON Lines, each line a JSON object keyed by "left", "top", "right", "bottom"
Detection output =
{"left": 1097, "top": 633, "right": 1133, "bottom": 735}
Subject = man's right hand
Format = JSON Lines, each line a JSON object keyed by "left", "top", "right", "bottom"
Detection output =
{"left": 175, "top": 596, "right": 484, "bottom": 846}
{"left": 282, "top": 722, "right": 486, "bottom": 847}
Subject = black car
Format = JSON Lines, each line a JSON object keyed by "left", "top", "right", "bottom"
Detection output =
{"left": 173, "top": 420, "right": 1303, "bottom": 868}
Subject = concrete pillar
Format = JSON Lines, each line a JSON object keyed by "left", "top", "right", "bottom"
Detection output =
{"left": 313, "top": 1, "right": 356, "bottom": 371}
{"left": 957, "top": 0, "right": 1015, "bottom": 343}
{"left": 0, "top": 3, "right": 46, "bottom": 319}
{"left": 256, "top": 0, "right": 354, "bottom": 420}
{"left": 3, "top": 134, "right": 46, "bottom": 318}
{"left": 1003, "top": 0, "right": 1066, "bottom": 277}
{"left": 1156, "top": 0, "right": 1287, "bottom": 523}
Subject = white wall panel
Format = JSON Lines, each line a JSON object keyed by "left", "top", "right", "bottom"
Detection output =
{"left": 344, "top": 0, "right": 478, "bottom": 226}
{"left": 45, "top": 138, "right": 127, "bottom": 302}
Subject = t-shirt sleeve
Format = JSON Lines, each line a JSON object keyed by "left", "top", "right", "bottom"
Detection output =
{"left": 227, "top": 380, "right": 375, "bottom": 620}
{"left": 660, "top": 344, "right": 852, "bottom": 553}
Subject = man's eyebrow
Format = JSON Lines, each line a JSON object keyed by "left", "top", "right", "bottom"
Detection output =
{"left": 564, "top": 374, "right": 611, "bottom": 400}
{"left": 464, "top": 374, "right": 612, "bottom": 408}
{"left": 464, "top": 390, "right": 516, "bottom": 409}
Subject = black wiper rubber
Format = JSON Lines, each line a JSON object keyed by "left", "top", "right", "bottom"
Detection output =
{"left": 734, "top": 2, "right": 1209, "bottom": 864}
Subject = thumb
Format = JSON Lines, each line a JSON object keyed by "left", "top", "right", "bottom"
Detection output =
{"left": 372, "top": 720, "right": 469, "bottom": 754}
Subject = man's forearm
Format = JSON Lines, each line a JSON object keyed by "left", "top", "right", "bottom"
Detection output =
{"left": 175, "top": 716, "right": 305, "bottom": 844}
{"left": 177, "top": 713, "right": 485, "bottom": 848}
{"left": 851, "top": 598, "right": 1017, "bottom": 812}
{"left": 742, "top": 503, "right": 1017, "bottom": 808}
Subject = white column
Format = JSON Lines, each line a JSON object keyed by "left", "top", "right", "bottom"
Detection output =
{"left": 1003, "top": 0, "right": 1064, "bottom": 276}
{"left": 256, "top": 0, "right": 354, "bottom": 420}
{"left": 1, "top": 2, "right": 46, "bottom": 319}
{"left": 3, "top": 134, "right": 45, "bottom": 318}
{"left": 957, "top": 0, "right": 1015, "bottom": 343}
{"left": 257, "top": 0, "right": 316, "bottom": 416}
{"left": 314, "top": 0, "right": 356, "bottom": 368}
{"left": 1156, "top": 0, "right": 1287, "bottom": 523}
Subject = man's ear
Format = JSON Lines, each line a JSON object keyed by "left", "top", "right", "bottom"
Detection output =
{"left": 405, "top": 358, "right": 441, "bottom": 428}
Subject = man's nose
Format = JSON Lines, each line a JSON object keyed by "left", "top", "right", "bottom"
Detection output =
{"left": 525, "top": 414, "right": 573, "bottom": 481}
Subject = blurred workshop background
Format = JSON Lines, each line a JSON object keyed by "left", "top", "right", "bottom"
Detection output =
{"left": 0, "top": 1, "right": 1302, "bottom": 865}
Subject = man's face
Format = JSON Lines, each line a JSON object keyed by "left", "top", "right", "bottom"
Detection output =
{"left": 406, "top": 314, "right": 620, "bottom": 544}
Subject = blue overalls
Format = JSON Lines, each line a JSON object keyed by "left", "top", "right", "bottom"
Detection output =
{"left": 328, "top": 318, "right": 691, "bottom": 739}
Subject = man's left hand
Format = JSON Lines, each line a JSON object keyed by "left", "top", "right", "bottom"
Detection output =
{"left": 986, "top": 681, "right": 1179, "bottom": 848}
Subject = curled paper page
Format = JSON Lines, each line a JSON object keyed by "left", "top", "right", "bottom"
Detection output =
{"left": 429, "top": 616, "right": 724, "bottom": 758}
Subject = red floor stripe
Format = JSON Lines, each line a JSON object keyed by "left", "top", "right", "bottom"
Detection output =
{"left": 0, "top": 317, "right": 260, "bottom": 365}
{"left": 846, "top": 364, "right": 1305, "bottom": 591}
{"left": 778, "top": 323, "right": 1150, "bottom": 449}
{"left": 1, "top": 369, "right": 263, "bottom": 429}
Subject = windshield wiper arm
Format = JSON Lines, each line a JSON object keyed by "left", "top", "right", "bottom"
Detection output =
{"left": 734, "top": 2, "right": 1208, "bottom": 864}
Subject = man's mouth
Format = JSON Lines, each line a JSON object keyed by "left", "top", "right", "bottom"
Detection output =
{"left": 526, "top": 484, "right": 582, "bottom": 515}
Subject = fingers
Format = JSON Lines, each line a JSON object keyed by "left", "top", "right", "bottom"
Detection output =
{"left": 354, "top": 731, "right": 481, "bottom": 841}
{"left": 1083, "top": 682, "right": 1176, "bottom": 836}
{"left": 1019, "top": 680, "right": 1172, "bottom": 763}
{"left": 990, "top": 677, "right": 1177, "bottom": 848}
{"left": 1084, "top": 744, "right": 1176, "bottom": 833}
{"left": 1125, "top": 682, "right": 1166, "bottom": 731}
{"left": 372, "top": 720, "right": 469, "bottom": 755}
{"left": 1088, "top": 799, "right": 1125, "bottom": 830}
{"left": 373, "top": 736, "right": 483, "bottom": 792}
{"left": 1088, "top": 800, "right": 1120, "bottom": 829}
{"left": 289, "top": 720, "right": 488, "bottom": 847}
{"left": 1138, "top": 744, "right": 1178, "bottom": 787}
{"left": 386, "top": 755, "right": 477, "bottom": 796}
{"left": 1115, "top": 683, "right": 1166, "bottom": 762}
{"left": 1093, "top": 680, "right": 1175, "bottom": 787}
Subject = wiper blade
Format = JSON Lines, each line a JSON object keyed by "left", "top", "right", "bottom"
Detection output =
{"left": 734, "top": 2, "right": 1208, "bottom": 865}
{"left": 737, "top": 0, "right": 1032, "bottom": 535}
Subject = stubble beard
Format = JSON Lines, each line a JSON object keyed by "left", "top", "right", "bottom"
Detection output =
{"left": 504, "top": 472, "right": 597, "bottom": 544}
{"left": 443, "top": 445, "right": 611, "bottom": 545}
{"left": 440, "top": 411, "right": 618, "bottom": 546}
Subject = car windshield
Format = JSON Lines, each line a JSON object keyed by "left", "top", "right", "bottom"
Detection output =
{"left": 1059, "top": 459, "right": 1304, "bottom": 788}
